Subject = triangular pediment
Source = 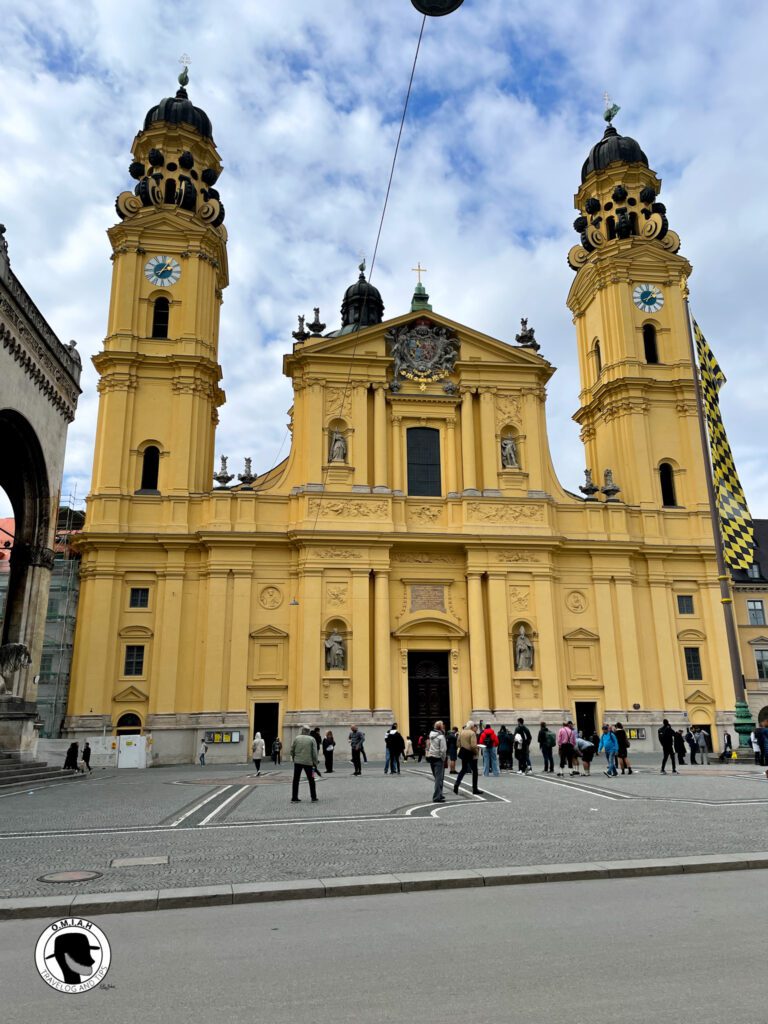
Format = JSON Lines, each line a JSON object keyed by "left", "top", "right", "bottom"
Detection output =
{"left": 249, "top": 625, "right": 289, "bottom": 639}
{"left": 748, "top": 635, "right": 768, "bottom": 647}
{"left": 564, "top": 628, "right": 600, "bottom": 641}
{"left": 685, "top": 689, "right": 715, "bottom": 705}
{"left": 113, "top": 685, "right": 148, "bottom": 703}
{"left": 284, "top": 310, "right": 553, "bottom": 376}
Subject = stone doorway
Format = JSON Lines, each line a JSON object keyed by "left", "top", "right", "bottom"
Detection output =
{"left": 575, "top": 700, "right": 598, "bottom": 738}
{"left": 408, "top": 651, "right": 450, "bottom": 745}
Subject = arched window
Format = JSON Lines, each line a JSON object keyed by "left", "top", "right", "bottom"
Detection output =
{"left": 139, "top": 445, "right": 160, "bottom": 492}
{"left": 116, "top": 712, "right": 142, "bottom": 735}
{"left": 643, "top": 323, "right": 659, "bottom": 364}
{"left": 164, "top": 178, "right": 176, "bottom": 204}
{"left": 407, "top": 427, "right": 441, "bottom": 497}
{"left": 660, "top": 462, "right": 677, "bottom": 507}
{"left": 151, "top": 297, "right": 169, "bottom": 339}
{"left": 594, "top": 340, "right": 602, "bottom": 376}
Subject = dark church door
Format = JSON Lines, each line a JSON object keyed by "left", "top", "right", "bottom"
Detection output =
{"left": 408, "top": 652, "right": 450, "bottom": 744}
{"left": 253, "top": 702, "right": 280, "bottom": 758}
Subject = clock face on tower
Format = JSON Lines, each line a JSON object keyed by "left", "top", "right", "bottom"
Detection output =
{"left": 633, "top": 283, "right": 664, "bottom": 313}
{"left": 145, "top": 256, "right": 181, "bottom": 288}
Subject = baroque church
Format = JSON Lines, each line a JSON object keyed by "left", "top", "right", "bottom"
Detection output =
{"left": 66, "top": 76, "right": 739, "bottom": 763}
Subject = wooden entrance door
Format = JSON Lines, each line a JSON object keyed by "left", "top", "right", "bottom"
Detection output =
{"left": 408, "top": 652, "right": 450, "bottom": 744}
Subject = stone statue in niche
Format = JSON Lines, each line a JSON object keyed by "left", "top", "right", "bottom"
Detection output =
{"left": 514, "top": 625, "right": 534, "bottom": 671}
{"left": 328, "top": 431, "right": 347, "bottom": 463}
{"left": 325, "top": 630, "right": 345, "bottom": 670}
{"left": 500, "top": 436, "right": 519, "bottom": 469}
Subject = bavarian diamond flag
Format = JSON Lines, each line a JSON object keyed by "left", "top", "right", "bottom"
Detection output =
{"left": 693, "top": 317, "right": 755, "bottom": 570}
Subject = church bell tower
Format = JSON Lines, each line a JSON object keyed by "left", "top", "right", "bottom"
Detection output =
{"left": 567, "top": 118, "right": 708, "bottom": 512}
{"left": 89, "top": 66, "right": 228, "bottom": 515}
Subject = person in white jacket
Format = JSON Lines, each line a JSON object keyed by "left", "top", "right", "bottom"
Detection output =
{"left": 251, "top": 732, "right": 266, "bottom": 774}
{"left": 427, "top": 721, "right": 448, "bottom": 802}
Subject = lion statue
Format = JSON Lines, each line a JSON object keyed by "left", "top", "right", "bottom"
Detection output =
{"left": 0, "top": 643, "right": 32, "bottom": 695}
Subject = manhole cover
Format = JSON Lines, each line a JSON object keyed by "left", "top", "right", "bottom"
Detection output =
{"left": 38, "top": 870, "right": 102, "bottom": 883}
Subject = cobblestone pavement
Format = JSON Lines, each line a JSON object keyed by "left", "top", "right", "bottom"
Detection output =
{"left": 0, "top": 755, "right": 766, "bottom": 898}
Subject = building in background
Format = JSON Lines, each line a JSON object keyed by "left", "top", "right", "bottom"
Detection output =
{"left": 733, "top": 520, "right": 768, "bottom": 716}
{"left": 0, "top": 504, "right": 83, "bottom": 737}
{"left": 0, "top": 226, "right": 81, "bottom": 756}
{"left": 66, "top": 79, "right": 758, "bottom": 763}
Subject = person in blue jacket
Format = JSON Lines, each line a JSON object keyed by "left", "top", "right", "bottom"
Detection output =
{"left": 598, "top": 724, "right": 619, "bottom": 777}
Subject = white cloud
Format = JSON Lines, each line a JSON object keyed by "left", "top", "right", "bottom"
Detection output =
{"left": 0, "top": 0, "right": 766, "bottom": 520}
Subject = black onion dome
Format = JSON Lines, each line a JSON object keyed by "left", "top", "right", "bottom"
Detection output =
{"left": 581, "top": 125, "right": 648, "bottom": 182}
{"left": 143, "top": 87, "right": 213, "bottom": 140}
{"left": 340, "top": 268, "right": 384, "bottom": 329}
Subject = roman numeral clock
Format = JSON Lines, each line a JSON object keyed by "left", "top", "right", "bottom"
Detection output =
{"left": 144, "top": 255, "right": 181, "bottom": 288}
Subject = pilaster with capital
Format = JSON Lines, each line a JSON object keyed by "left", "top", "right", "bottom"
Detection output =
{"left": 373, "top": 385, "right": 388, "bottom": 490}
{"left": 373, "top": 569, "right": 393, "bottom": 712}
{"left": 460, "top": 389, "right": 478, "bottom": 493}
{"left": 466, "top": 571, "right": 490, "bottom": 713}
{"left": 478, "top": 389, "right": 498, "bottom": 491}
{"left": 486, "top": 572, "right": 511, "bottom": 710}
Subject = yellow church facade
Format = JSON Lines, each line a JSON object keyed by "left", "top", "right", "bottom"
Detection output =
{"left": 66, "top": 82, "right": 741, "bottom": 762}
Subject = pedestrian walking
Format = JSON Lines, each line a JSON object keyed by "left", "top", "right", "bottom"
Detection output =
{"left": 446, "top": 725, "right": 459, "bottom": 774}
{"left": 387, "top": 724, "right": 405, "bottom": 774}
{"left": 556, "top": 721, "right": 577, "bottom": 777}
{"left": 290, "top": 726, "right": 318, "bottom": 802}
{"left": 404, "top": 736, "right": 414, "bottom": 761}
{"left": 718, "top": 731, "right": 733, "bottom": 762}
{"left": 310, "top": 726, "right": 322, "bottom": 776}
{"left": 695, "top": 727, "right": 709, "bottom": 765}
{"left": 750, "top": 729, "right": 762, "bottom": 766}
{"left": 322, "top": 731, "right": 336, "bottom": 773}
{"left": 454, "top": 721, "right": 483, "bottom": 795}
{"left": 659, "top": 719, "right": 678, "bottom": 774}
{"left": 538, "top": 721, "right": 555, "bottom": 773}
{"left": 349, "top": 724, "right": 365, "bottom": 775}
{"left": 614, "top": 722, "right": 633, "bottom": 774}
{"left": 427, "top": 720, "right": 448, "bottom": 802}
{"left": 685, "top": 728, "right": 698, "bottom": 765}
{"left": 82, "top": 741, "right": 92, "bottom": 774}
{"left": 575, "top": 735, "right": 596, "bottom": 775}
{"left": 271, "top": 737, "right": 282, "bottom": 765}
{"left": 515, "top": 717, "right": 533, "bottom": 774}
{"left": 251, "top": 731, "right": 265, "bottom": 774}
{"left": 598, "top": 724, "right": 619, "bottom": 776}
{"left": 478, "top": 723, "right": 500, "bottom": 777}
{"left": 63, "top": 741, "right": 79, "bottom": 772}
{"left": 198, "top": 739, "right": 207, "bottom": 767}
{"left": 674, "top": 729, "right": 687, "bottom": 766}
{"left": 416, "top": 734, "right": 426, "bottom": 762}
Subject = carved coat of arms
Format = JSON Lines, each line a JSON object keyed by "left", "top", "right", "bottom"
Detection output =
{"left": 386, "top": 318, "right": 459, "bottom": 391}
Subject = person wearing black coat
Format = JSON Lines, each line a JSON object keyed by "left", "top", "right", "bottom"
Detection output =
{"left": 673, "top": 729, "right": 687, "bottom": 765}
{"left": 322, "top": 731, "right": 336, "bottom": 773}
{"left": 386, "top": 727, "right": 406, "bottom": 774}
{"left": 659, "top": 719, "right": 678, "bottom": 774}
{"left": 63, "top": 742, "right": 79, "bottom": 771}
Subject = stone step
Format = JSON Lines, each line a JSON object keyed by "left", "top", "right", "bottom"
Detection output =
{"left": 0, "top": 768, "right": 83, "bottom": 791}
{"left": 0, "top": 763, "right": 56, "bottom": 780}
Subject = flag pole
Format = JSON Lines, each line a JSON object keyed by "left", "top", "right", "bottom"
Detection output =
{"left": 682, "top": 290, "right": 752, "bottom": 751}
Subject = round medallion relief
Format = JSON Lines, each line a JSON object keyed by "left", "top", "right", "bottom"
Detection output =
{"left": 565, "top": 590, "right": 588, "bottom": 614}
{"left": 259, "top": 586, "right": 283, "bottom": 610}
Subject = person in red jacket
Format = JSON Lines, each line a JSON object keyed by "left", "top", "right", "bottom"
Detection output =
{"left": 478, "top": 724, "right": 500, "bottom": 777}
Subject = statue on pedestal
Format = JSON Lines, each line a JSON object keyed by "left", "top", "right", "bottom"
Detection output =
{"left": 329, "top": 431, "right": 347, "bottom": 463}
{"left": 325, "top": 631, "right": 345, "bottom": 670}
{"left": 514, "top": 625, "right": 534, "bottom": 671}
{"left": 501, "top": 436, "right": 519, "bottom": 469}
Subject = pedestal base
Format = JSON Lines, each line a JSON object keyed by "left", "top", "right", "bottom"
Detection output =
{"left": 0, "top": 697, "right": 40, "bottom": 759}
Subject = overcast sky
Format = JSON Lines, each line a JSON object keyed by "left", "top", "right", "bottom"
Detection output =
{"left": 1, "top": 0, "right": 766, "bottom": 519}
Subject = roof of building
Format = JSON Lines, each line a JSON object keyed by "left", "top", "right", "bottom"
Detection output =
{"left": 732, "top": 518, "right": 768, "bottom": 583}
{"left": 143, "top": 87, "right": 213, "bottom": 140}
{"left": 581, "top": 124, "right": 649, "bottom": 183}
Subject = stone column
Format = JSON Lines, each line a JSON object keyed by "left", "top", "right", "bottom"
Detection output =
{"left": 445, "top": 417, "right": 458, "bottom": 496}
{"left": 373, "top": 570, "right": 392, "bottom": 712}
{"left": 373, "top": 385, "right": 388, "bottom": 492}
{"left": 352, "top": 385, "right": 369, "bottom": 489}
{"left": 391, "top": 415, "right": 404, "bottom": 494}
{"left": 479, "top": 389, "right": 499, "bottom": 493}
{"left": 486, "top": 572, "right": 511, "bottom": 711}
{"left": 461, "top": 389, "right": 478, "bottom": 494}
{"left": 466, "top": 572, "right": 490, "bottom": 714}
{"left": 306, "top": 384, "right": 324, "bottom": 487}
{"left": 299, "top": 571, "right": 322, "bottom": 713}
{"left": 351, "top": 569, "right": 372, "bottom": 712}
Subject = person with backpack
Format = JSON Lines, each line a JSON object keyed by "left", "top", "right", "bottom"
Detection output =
{"left": 497, "top": 725, "right": 513, "bottom": 771}
{"left": 538, "top": 721, "right": 555, "bottom": 773}
{"left": 514, "top": 717, "right": 533, "bottom": 774}
{"left": 416, "top": 734, "right": 426, "bottom": 762}
{"left": 427, "top": 720, "right": 448, "bottom": 802}
{"left": 598, "top": 724, "right": 619, "bottom": 777}
{"left": 454, "top": 720, "right": 482, "bottom": 795}
{"left": 658, "top": 718, "right": 678, "bottom": 774}
{"left": 387, "top": 725, "right": 405, "bottom": 774}
{"left": 556, "top": 720, "right": 577, "bottom": 777}
{"left": 614, "top": 722, "right": 633, "bottom": 775}
{"left": 478, "top": 723, "right": 500, "bottom": 777}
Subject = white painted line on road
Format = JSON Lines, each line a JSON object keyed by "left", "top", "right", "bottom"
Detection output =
{"left": 199, "top": 785, "right": 250, "bottom": 825}
{"left": 528, "top": 773, "right": 623, "bottom": 801}
{"left": 168, "top": 786, "right": 232, "bottom": 827}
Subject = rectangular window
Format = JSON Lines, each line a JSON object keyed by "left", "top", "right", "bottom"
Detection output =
{"left": 756, "top": 650, "right": 768, "bottom": 681}
{"left": 747, "top": 563, "right": 761, "bottom": 579}
{"left": 677, "top": 595, "right": 694, "bottom": 615}
{"left": 406, "top": 427, "right": 442, "bottom": 497}
{"left": 684, "top": 647, "right": 703, "bottom": 681}
{"left": 129, "top": 587, "right": 150, "bottom": 609}
{"left": 747, "top": 600, "right": 766, "bottom": 626}
{"left": 124, "top": 645, "right": 145, "bottom": 676}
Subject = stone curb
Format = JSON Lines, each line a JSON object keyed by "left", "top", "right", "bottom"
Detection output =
{"left": 3, "top": 852, "right": 768, "bottom": 920}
